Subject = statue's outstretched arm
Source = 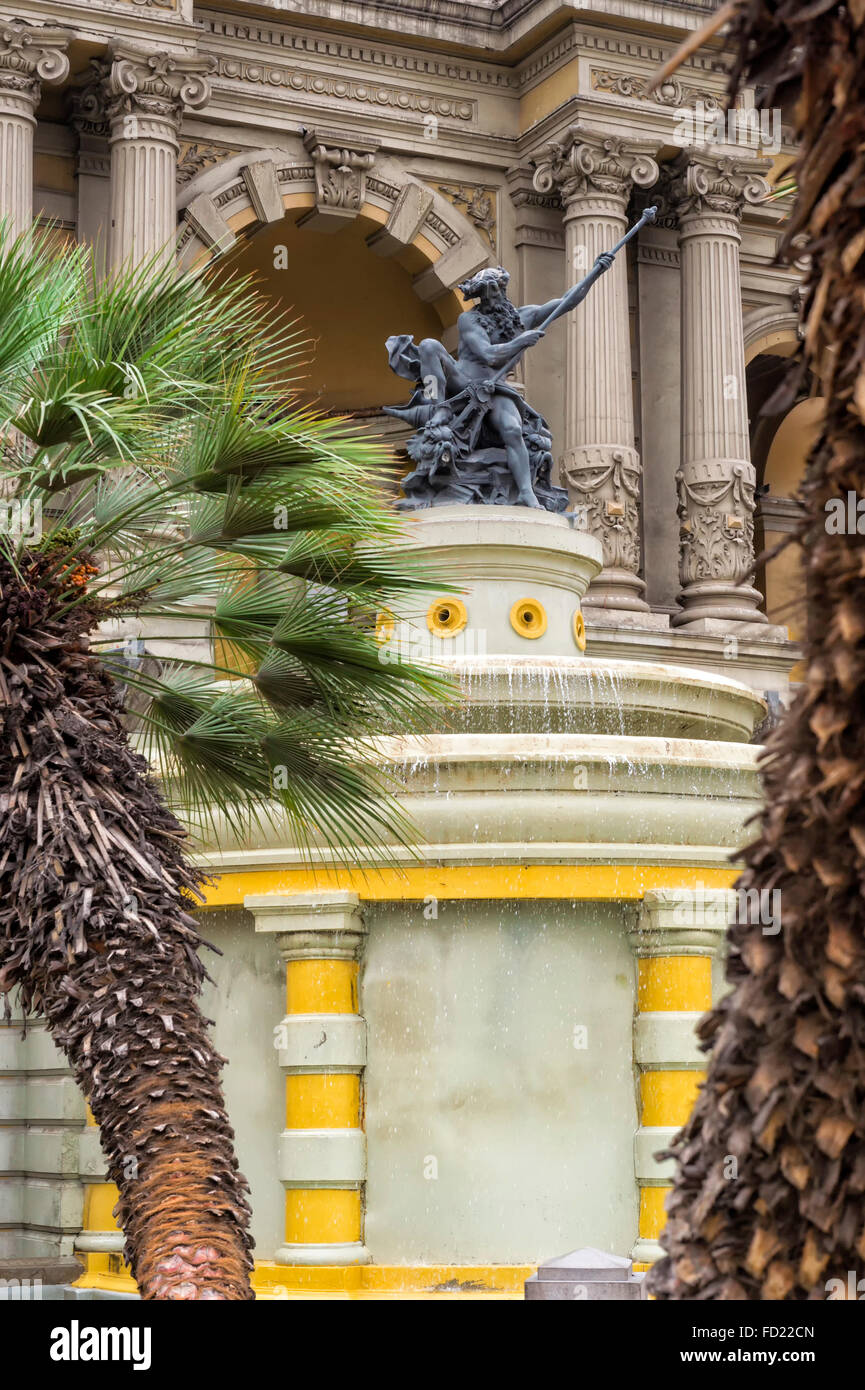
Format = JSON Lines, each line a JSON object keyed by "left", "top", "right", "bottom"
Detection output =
{"left": 519, "top": 252, "right": 614, "bottom": 330}
{"left": 520, "top": 206, "right": 658, "bottom": 331}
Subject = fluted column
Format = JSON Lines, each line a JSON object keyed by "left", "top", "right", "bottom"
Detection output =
{"left": 534, "top": 125, "right": 658, "bottom": 615}
{"left": 672, "top": 152, "right": 771, "bottom": 628}
{"left": 103, "top": 49, "right": 214, "bottom": 271}
{"left": 0, "top": 19, "right": 70, "bottom": 240}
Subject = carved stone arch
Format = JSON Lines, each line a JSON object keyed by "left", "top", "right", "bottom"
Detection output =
{"left": 175, "top": 140, "right": 491, "bottom": 305}
{"left": 743, "top": 303, "right": 802, "bottom": 364}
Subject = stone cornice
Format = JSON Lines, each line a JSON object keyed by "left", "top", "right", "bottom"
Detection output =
{"left": 516, "top": 17, "right": 725, "bottom": 93}
{"left": 7, "top": 1, "right": 197, "bottom": 45}
{"left": 198, "top": 8, "right": 722, "bottom": 95}
{"left": 200, "top": 9, "right": 516, "bottom": 90}
{"left": 196, "top": 2, "right": 723, "bottom": 59}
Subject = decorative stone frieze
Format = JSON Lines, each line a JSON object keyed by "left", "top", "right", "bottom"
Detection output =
{"left": 590, "top": 68, "right": 723, "bottom": 111}
{"left": 211, "top": 54, "right": 476, "bottom": 124}
{"left": 0, "top": 19, "right": 70, "bottom": 238}
{"left": 435, "top": 182, "right": 497, "bottom": 252}
{"left": 533, "top": 124, "right": 659, "bottom": 618}
{"left": 177, "top": 139, "right": 242, "bottom": 186}
{"left": 670, "top": 150, "right": 772, "bottom": 629}
{"left": 299, "top": 127, "right": 379, "bottom": 233}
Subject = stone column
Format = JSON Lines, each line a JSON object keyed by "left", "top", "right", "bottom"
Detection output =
{"left": 247, "top": 891, "right": 370, "bottom": 1270}
{"left": 629, "top": 888, "right": 729, "bottom": 1267}
{"left": 533, "top": 125, "right": 659, "bottom": 619}
{"left": 671, "top": 152, "right": 771, "bottom": 629}
{"left": 103, "top": 48, "right": 214, "bottom": 271}
{"left": 0, "top": 19, "right": 70, "bottom": 240}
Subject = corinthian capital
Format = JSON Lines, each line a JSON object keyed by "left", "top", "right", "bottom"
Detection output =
{"left": 670, "top": 149, "right": 771, "bottom": 222}
{"left": 104, "top": 46, "right": 216, "bottom": 130}
{"left": 0, "top": 17, "right": 70, "bottom": 107}
{"left": 532, "top": 122, "right": 659, "bottom": 207}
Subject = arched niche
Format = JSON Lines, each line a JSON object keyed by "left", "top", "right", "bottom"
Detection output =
{"left": 174, "top": 144, "right": 492, "bottom": 416}
{"left": 743, "top": 305, "right": 801, "bottom": 365}
{"left": 756, "top": 396, "right": 825, "bottom": 648}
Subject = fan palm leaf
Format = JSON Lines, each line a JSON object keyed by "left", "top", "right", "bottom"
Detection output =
{"left": 0, "top": 231, "right": 453, "bottom": 1301}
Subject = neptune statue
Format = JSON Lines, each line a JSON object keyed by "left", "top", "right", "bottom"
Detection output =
{"left": 384, "top": 205, "right": 656, "bottom": 511}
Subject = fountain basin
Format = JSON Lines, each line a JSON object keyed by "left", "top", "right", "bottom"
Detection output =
{"left": 426, "top": 656, "right": 765, "bottom": 741}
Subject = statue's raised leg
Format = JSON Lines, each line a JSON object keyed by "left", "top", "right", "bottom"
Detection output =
{"left": 488, "top": 395, "right": 542, "bottom": 509}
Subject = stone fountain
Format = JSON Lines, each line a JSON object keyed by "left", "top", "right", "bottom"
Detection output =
{"left": 183, "top": 240, "right": 769, "bottom": 1284}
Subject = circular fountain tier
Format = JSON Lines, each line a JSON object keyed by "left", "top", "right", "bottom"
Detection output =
{"left": 425, "top": 654, "right": 765, "bottom": 742}
{"left": 367, "top": 731, "right": 763, "bottom": 865}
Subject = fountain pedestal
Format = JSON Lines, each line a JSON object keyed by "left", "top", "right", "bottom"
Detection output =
{"left": 392, "top": 505, "right": 604, "bottom": 662}
{"left": 198, "top": 504, "right": 770, "bottom": 1285}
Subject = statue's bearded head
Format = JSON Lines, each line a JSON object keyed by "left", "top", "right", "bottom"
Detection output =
{"left": 458, "top": 266, "right": 523, "bottom": 344}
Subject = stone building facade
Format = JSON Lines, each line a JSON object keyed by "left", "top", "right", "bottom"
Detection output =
{"left": 0, "top": 1, "right": 812, "bottom": 1298}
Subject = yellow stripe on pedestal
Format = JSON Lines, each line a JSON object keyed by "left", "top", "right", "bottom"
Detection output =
{"left": 285, "top": 1073, "right": 360, "bottom": 1129}
{"left": 640, "top": 1186, "right": 671, "bottom": 1242}
{"left": 286, "top": 959, "right": 357, "bottom": 1014}
{"left": 285, "top": 1189, "right": 362, "bottom": 1246}
{"left": 640, "top": 1070, "right": 705, "bottom": 1127}
{"left": 82, "top": 1181, "right": 121, "bottom": 1234}
{"left": 637, "top": 955, "right": 711, "bottom": 1012}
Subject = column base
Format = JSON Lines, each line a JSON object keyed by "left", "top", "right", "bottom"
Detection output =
{"left": 74, "top": 1232, "right": 124, "bottom": 1254}
{"left": 673, "top": 614, "right": 790, "bottom": 641}
{"left": 275, "top": 1241, "right": 371, "bottom": 1266}
{"left": 631, "top": 1238, "right": 665, "bottom": 1265}
{"left": 583, "top": 584, "right": 651, "bottom": 616}
{"left": 584, "top": 607, "right": 670, "bottom": 632}
{"left": 673, "top": 582, "right": 768, "bottom": 627}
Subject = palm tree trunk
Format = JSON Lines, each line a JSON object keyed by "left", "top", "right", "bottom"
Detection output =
{"left": 649, "top": 0, "right": 865, "bottom": 1299}
{"left": 0, "top": 553, "right": 254, "bottom": 1299}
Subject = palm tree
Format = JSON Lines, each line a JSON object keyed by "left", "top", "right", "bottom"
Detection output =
{"left": 648, "top": 0, "right": 865, "bottom": 1299}
{"left": 0, "top": 231, "right": 448, "bottom": 1300}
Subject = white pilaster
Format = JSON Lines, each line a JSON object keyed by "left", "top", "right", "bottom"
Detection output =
{"left": 69, "top": 74, "right": 111, "bottom": 276}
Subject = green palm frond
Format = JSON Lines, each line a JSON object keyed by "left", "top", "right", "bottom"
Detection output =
{"left": 0, "top": 227, "right": 452, "bottom": 863}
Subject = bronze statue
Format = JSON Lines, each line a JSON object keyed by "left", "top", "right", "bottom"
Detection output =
{"left": 385, "top": 206, "right": 656, "bottom": 511}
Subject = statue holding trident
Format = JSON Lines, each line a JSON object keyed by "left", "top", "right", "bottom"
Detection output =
{"left": 385, "top": 205, "right": 657, "bottom": 512}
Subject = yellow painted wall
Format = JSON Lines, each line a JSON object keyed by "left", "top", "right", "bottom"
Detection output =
{"left": 763, "top": 396, "right": 824, "bottom": 644}
{"left": 34, "top": 152, "right": 76, "bottom": 195}
{"left": 520, "top": 59, "right": 580, "bottom": 132}
{"left": 217, "top": 211, "right": 445, "bottom": 413}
